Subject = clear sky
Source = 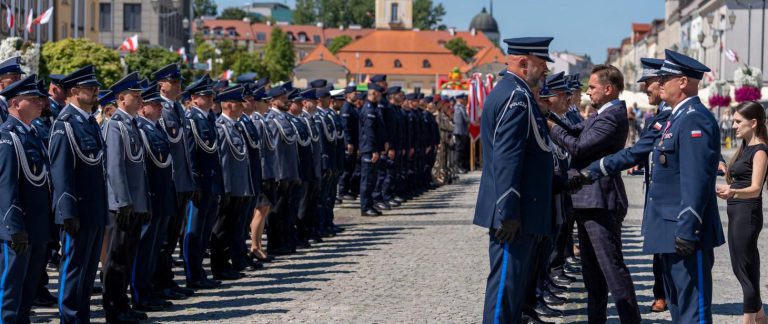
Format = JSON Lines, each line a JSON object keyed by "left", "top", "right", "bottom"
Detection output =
{"left": 214, "top": 0, "right": 666, "bottom": 63}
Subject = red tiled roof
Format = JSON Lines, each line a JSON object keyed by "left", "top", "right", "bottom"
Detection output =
{"left": 632, "top": 23, "right": 651, "bottom": 33}
{"left": 337, "top": 52, "right": 464, "bottom": 76}
{"left": 339, "top": 30, "right": 451, "bottom": 54}
{"left": 299, "top": 44, "right": 346, "bottom": 66}
{"left": 196, "top": 19, "right": 255, "bottom": 41}
{"left": 460, "top": 46, "right": 505, "bottom": 73}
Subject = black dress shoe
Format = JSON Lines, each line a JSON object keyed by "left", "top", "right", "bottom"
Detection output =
{"left": 248, "top": 252, "right": 274, "bottom": 263}
{"left": 243, "top": 258, "right": 264, "bottom": 270}
{"left": 32, "top": 290, "right": 57, "bottom": 306}
{"left": 149, "top": 297, "right": 173, "bottom": 308}
{"left": 534, "top": 303, "right": 563, "bottom": 318}
{"left": 393, "top": 196, "right": 405, "bottom": 203}
{"left": 361, "top": 209, "right": 379, "bottom": 217}
{"left": 157, "top": 289, "right": 187, "bottom": 300}
{"left": 213, "top": 270, "right": 241, "bottom": 281}
{"left": 330, "top": 224, "right": 345, "bottom": 233}
{"left": 172, "top": 258, "right": 185, "bottom": 267}
{"left": 551, "top": 274, "right": 572, "bottom": 286}
{"left": 546, "top": 282, "right": 566, "bottom": 294}
{"left": 133, "top": 301, "right": 164, "bottom": 312}
{"left": 562, "top": 271, "right": 579, "bottom": 281}
{"left": 373, "top": 208, "right": 383, "bottom": 216}
{"left": 106, "top": 312, "right": 139, "bottom": 324}
{"left": 187, "top": 280, "right": 218, "bottom": 290}
{"left": 387, "top": 199, "right": 401, "bottom": 207}
{"left": 543, "top": 293, "right": 565, "bottom": 306}
{"left": 170, "top": 286, "right": 195, "bottom": 296}
{"left": 309, "top": 236, "right": 324, "bottom": 243}
{"left": 129, "top": 308, "right": 148, "bottom": 320}
{"left": 205, "top": 277, "right": 223, "bottom": 286}
{"left": 297, "top": 240, "right": 311, "bottom": 249}
{"left": 342, "top": 194, "right": 356, "bottom": 200}
{"left": 92, "top": 286, "right": 102, "bottom": 294}
{"left": 522, "top": 312, "right": 556, "bottom": 324}
{"left": 374, "top": 202, "right": 390, "bottom": 211}
{"left": 564, "top": 263, "right": 581, "bottom": 274}
{"left": 335, "top": 198, "right": 343, "bottom": 204}
{"left": 269, "top": 247, "right": 294, "bottom": 255}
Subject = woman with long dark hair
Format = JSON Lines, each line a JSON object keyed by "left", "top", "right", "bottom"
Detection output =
{"left": 716, "top": 101, "right": 768, "bottom": 324}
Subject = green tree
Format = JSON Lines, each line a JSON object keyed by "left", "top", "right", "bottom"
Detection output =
{"left": 194, "top": 0, "right": 217, "bottom": 17}
{"left": 327, "top": 35, "right": 353, "bottom": 54}
{"left": 41, "top": 38, "right": 123, "bottom": 86}
{"left": 293, "top": 0, "right": 317, "bottom": 25}
{"left": 123, "top": 46, "right": 190, "bottom": 81}
{"left": 262, "top": 27, "right": 295, "bottom": 82}
{"left": 232, "top": 52, "right": 267, "bottom": 79}
{"left": 413, "top": 0, "right": 446, "bottom": 30}
{"left": 444, "top": 38, "right": 477, "bottom": 63}
{"left": 344, "top": 0, "right": 374, "bottom": 28}
{"left": 218, "top": 7, "right": 247, "bottom": 20}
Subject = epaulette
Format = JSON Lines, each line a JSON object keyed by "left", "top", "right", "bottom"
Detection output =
{"left": 14, "top": 125, "right": 27, "bottom": 134}
{"left": 0, "top": 123, "right": 13, "bottom": 131}
{"left": 59, "top": 113, "right": 72, "bottom": 121}
{"left": 111, "top": 113, "right": 124, "bottom": 121}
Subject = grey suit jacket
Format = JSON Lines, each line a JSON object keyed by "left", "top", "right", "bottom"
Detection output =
{"left": 103, "top": 109, "right": 150, "bottom": 213}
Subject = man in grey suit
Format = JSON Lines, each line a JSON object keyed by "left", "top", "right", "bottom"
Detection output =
{"left": 452, "top": 94, "right": 469, "bottom": 172}
{"left": 101, "top": 72, "right": 152, "bottom": 323}
{"left": 547, "top": 64, "right": 640, "bottom": 323}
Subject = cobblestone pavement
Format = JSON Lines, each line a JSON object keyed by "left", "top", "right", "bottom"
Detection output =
{"left": 28, "top": 168, "right": 768, "bottom": 323}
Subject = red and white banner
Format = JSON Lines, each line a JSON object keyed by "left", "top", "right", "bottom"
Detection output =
{"left": 466, "top": 73, "right": 494, "bottom": 140}
{"left": 220, "top": 69, "right": 234, "bottom": 81}
{"left": 6, "top": 8, "right": 13, "bottom": 29}
{"left": 119, "top": 34, "right": 139, "bottom": 52}
{"left": 33, "top": 6, "right": 54, "bottom": 25}
{"left": 25, "top": 9, "right": 33, "bottom": 33}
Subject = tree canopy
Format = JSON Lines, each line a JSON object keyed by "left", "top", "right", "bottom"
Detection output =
{"left": 124, "top": 46, "right": 191, "bottom": 81}
{"left": 327, "top": 35, "right": 353, "bottom": 54}
{"left": 444, "top": 38, "right": 477, "bottom": 63}
{"left": 262, "top": 27, "right": 296, "bottom": 82}
{"left": 41, "top": 38, "right": 123, "bottom": 87}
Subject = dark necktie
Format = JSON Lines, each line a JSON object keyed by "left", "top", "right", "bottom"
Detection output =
{"left": 207, "top": 111, "right": 217, "bottom": 127}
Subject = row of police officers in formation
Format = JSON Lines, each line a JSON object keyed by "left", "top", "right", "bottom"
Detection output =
{"left": 476, "top": 37, "right": 727, "bottom": 324}
{"left": 0, "top": 55, "right": 464, "bottom": 323}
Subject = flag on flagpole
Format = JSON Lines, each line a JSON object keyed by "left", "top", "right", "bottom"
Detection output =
{"left": 119, "top": 34, "right": 139, "bottom": 52}
{"left": 193, "top": 55, "right": 199, "bottom": 65}
{"left": 6, "top": 7, "right": 13, "bottom": 29}
{"left": 206, "top": 58, "right": 213, "bottom": 71}
{"left": 169, "top": 45, "right": 174, "bottom": 52}
{"left": 25, "top": 9, "right": 33, "bottom": 34}
{"left": 177, "top": 47, "right": 187, "bottom": 63}
{"left": 32, "top": 6, "right": 53, "bottom": 25}
{"left": 725, "top": 48, "right": 739, "bottom": 63}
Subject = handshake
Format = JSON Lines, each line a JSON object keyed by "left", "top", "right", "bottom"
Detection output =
{"left": 562, "top": 169, "right": 595, "bottom": 195}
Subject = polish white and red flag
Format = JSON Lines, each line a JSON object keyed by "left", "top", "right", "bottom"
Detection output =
{"left": 25, "top": 9, "right": 33, "bottom": 33}
{"left": 119, "top": 34, "right": 139, "bottom": 52}
{"left": 6, "top": 7, "right": 13, "bottom": 29}
{"left": 32, "top": 6, "right": 53, "bottom": 26}
{"left": 220, "top": 69, "right": 234, "bottom": 80}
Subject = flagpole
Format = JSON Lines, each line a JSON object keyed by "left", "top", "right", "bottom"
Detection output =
{"left": 73, "top": 0, "right": 78, "bottom": 38}
{"left": 23, "top": 0, "right": 29, "bottom": 41}
{"left": 36, "top": 0, "right": 40, "bottom": 45}
{"left": 10, "top": 0, "right": 15, "bottom": 37}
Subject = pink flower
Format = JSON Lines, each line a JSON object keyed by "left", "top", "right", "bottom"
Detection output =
{"left": 708, "top": 94, "right": 731, "bottom": 108}
{"left": 735, "top": 86, "right": 762, "bottom": 103}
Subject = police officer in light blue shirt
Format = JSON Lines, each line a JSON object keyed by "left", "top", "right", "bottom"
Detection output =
{"left": 211, "top": 85, "right": 254, "bottom": 280}
{"left": 129, "top": 83, "right": 177, "bottom": 312}
{"left": 49, "top": 65, "right": 110, "bottom": 323}
{"left": 264, "top": 84, "right": 301, "bottom": 255}
{"left": 100, "top": 71, "right": 153, "bottom": 323}
{"left": 640, "top": 50, "right": 724, "bottom": 323}
{"left": 0, "top": 74, "right": 51, "bottom": 324}
{"left": 183, "top": 74, "right": 224, "bottom": 290}
{"left": 474, "top": 37, "right": 555, "bottom": 324}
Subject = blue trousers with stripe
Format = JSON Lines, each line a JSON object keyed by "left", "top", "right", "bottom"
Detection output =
{"left": 661, "top": 249, "right": 714, "bottom": 324}
{"left": 183, "top": 193, "right": 220, "bottom": 283}
{"left": 18, "top": 243, "right": 48, "bottom": 324}
{"left": 0, "top": 241, "right": 27, "bottom": 323}
{"left": 482, "top": 231, "right": 540, "bottom": 324}
{"left": 59, "top": 226, "right": 105, "bottom": 324}
{"left": 131, "top": 214, "right": 169, "bottom": 305}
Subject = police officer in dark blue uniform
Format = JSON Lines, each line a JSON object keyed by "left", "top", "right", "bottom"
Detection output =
{"left": 359, "top": 83, "right": 386, "bottom": 216}
{"left": 338, "top": 86, "right": 360, "bottom": 200}
{"left": 211, "top": 85, "right": 253, "bottom": 280}
{"left": 48, "top": 74, "right": 67, "bottom": 119}
{"left": 0, "top": 56, "right": 25, "bottom": 123}
{"left": 0, "top": 75, "right": 51, "bottom": 324}
{"left": 264, "top": 85, "right": 301, "bottom": 255}
{"left": 102, "top": 71, "right": 153, "bottom": 323}
{"left": 637, "top": 50, "right": 724, "bottom": 323}
{"left": 292, "top": 89, "right": 322, "bottom": 246}
{"left": 183, "top": 74, "right": 224, "bottom": 289}
{"left": 129, "top": 84, "right": 177, "bottom": 312}
{"left": 153, "top": 64, "right": 197, "bottom": 299}
{"left": 49, "top": 65, "right": 110, "bottom": 323}
{"left": 373, "top": 86, "right": 401, "bottom": 211}
{"left": 235, "top": 84, "right": 265, "bottom": 270}
{"left": 474, "top": 37, "right": 555, "bottom": 324}
{"left": 249, "top": 85, "right": 277, "bottom": 262}
{"left": 315, "top": 88, "right": 345, "bottom": 235}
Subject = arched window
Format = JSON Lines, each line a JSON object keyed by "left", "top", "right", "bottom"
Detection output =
{"left": 365, "top": 59, "right": 373, "bottom": 67}
{"left": 298, "top": 32, "right": 308, "bottom": 42}
{"left": 286, "top": 32, "right": 295, "bottom": 41}
{"left": 422, "top": 59, "right": 431, "bottom": 68}
{"left": 394, "top": 59, "right": 402, "bottom": 68}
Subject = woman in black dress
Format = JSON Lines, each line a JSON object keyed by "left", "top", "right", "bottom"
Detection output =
{"left": 716, "top": 101, "right": 768, "bottom": 324}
